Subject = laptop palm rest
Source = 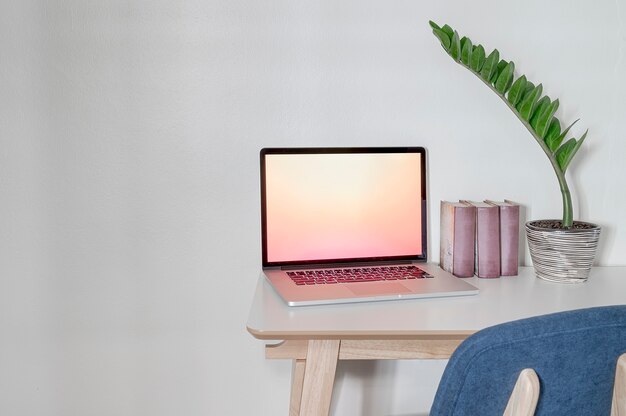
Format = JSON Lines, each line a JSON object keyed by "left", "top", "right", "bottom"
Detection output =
{"left": 347, "top": 282, "right": 411, "bottom": 296}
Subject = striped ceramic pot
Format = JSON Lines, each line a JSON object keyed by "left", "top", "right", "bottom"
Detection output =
{"left": 525, "top": 220, "right": 601, "bottom": 283}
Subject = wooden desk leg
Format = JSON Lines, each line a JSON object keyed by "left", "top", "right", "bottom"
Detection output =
{"left": 299, "top": 340, "right": 340, "bottom": 416}
{"left": 290, "top": 359, "right": 306, "bottom": 416}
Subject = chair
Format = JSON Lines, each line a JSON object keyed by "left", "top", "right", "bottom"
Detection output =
{"left": 430, "top": 305, "right": 626, "bottom": 415}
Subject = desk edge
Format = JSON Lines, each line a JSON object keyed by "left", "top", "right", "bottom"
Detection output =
{"left": 246, "top": 325, "right": 475, "bottom": 340}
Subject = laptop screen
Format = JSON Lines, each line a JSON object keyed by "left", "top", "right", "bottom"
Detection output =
{"left": 260, "top": 148, "right": 427, "bottom": 267}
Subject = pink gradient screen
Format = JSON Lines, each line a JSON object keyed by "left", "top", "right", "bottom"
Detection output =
{"left": 264, "top": 152, "right": 423, "bottom": 263}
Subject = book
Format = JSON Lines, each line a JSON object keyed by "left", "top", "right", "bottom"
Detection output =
{"left": 485, "top": 200, "right": 520, "bottom": 276}
{"left": 440, "top": 201, "right": 476, "bottom": 278}
{"left": 460, "top": 201, "right": 501, "bottom": 278}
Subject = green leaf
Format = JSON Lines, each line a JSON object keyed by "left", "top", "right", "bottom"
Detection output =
{"left": 491, "top": 59, "right": 508, "bottom": 84}
{"left": 535, "top": 99, "right": 559, "bottom": 138}
{"left": 517, "top": 84, "right": 543, "bottom": 120}
{"left": 429, "top": 21, "right": 441, "bottom": 31}
{"left": 441, "top": 24, "right": 454, "bottom": 39}
{"left": 461, "top": 37, "right": 473, "bottom": 66}
{"left": 449, "top": 31, "right": 461, "bottom": 60}
{"left": 530, "top": 96, "right": 551, "bottom": 130}
{"left": 544, "top": 118, "right": 562, "bottom": 151}
{"left": 523, "top": 81, "right": 535, "bottom": 94}
{"left": 480, "top": 49, "right": 500, "bottom": 82}
{"left": 432, "top": 28, "right": 451, "bottom": 50}
{"left": 495, "top": 61, "right": 515, "bottom": 94}
{"left": 553, "top": 118, "right": 580, "bottom": 152}
{"left": 507, "top": 75, "right": 527, "bottom": 106}
{"left": 558, "top": 130, "right": 588, "bottom": 172}
{"left": 470, "top": 45, "right": 485, "bottom": 72}
{"left": 516, "top": 82, "right": 535, "bottom": 110}
{"left": 556, "top": 138, "right": 577, "bottom": 172}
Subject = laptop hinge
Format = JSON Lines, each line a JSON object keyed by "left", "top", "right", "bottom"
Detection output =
{"left": 280, "top": 259, "right": 413, "bottom": 270}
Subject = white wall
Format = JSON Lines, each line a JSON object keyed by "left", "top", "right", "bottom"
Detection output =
{"left": 1, "top": 1, "right": 625, "bottom": 415}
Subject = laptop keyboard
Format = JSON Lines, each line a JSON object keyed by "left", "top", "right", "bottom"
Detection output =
{"left": 287, "top": 265, "right": 433, "bottom": 285}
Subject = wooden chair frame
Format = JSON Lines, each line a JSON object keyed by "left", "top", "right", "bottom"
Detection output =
{"left": 504, "top": 353, "right": 626, "bottom": 416}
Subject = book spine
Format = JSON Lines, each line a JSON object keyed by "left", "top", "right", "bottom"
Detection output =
{"left": 499, "top": 205, "right": 520, "bottom": 276}
{"left": 439, "top": 202, "right": 454, "bottom": 273}
{"left": 452, "top": 205, "right": 476, "bottom": 277}
{"left": 476, "top": 205, "right": 501, "bottom": 278}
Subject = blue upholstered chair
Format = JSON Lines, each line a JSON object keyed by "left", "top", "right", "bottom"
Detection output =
{"left": 430, "top": 305, "right": 626, "bottom": 415}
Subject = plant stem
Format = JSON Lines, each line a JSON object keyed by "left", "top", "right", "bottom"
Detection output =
{"left": 453, "top": 60, "right": 574, "bottom": 228}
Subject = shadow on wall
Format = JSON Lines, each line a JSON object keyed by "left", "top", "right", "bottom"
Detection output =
{"left": 517, "top": 202, "right": 529, "bottom": 266}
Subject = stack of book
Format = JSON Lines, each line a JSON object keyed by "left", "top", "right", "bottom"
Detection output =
{"left": 440, "top": 200, "right": 520, "bottom": 278}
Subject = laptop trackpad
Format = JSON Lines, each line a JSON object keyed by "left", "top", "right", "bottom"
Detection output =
{"left": 347, "top": 282, "right": 411, "bottom": 296}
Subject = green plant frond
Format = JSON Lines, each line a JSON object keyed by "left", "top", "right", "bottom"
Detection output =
{"left": 507, "top": 75, "right": 527, "bottom": 106}
{"left": 429, "top": 21, "right": 441, "bottom": 30}
{"left": 449, "top": 31, "right": 461, "bottom": 60}
{"left": 518, "top": 84, "right": 543, "bottom": 121}
{"left": 516, "top": 82, "right": 535, "bottom": 110}
{"left": 544, "top": 118, "right": 562, "bottom": 151}
{"left": 433, "top": 28, "right": 451, "bottom": 50}
{"left": 461, "top": 37, "right": 473, "bottom": 65}
{"left": 470, "top": 45, "right": 486, "bottom": 72}
{"left": 553, "top": 119, "right": 580, "bottom": 153}
{"left": 557, "top": 130, "right": 588, "bottom": 173}
{"left": 480, "top": 49, "right": 500, "bottom": 81}
{"left": 428, "top": 21, "right": 590, "bottom": 228}
{"left": 535, "top": 99, "right": 559, "bottom": 138}
{"left": 491, "top": 59, "right": 508, "bottom": 84}
{"left": 495, "top": 61, "right": 515, "bottom": 94}
{"left": 441, "top": 24, "right": 454, "bottom": 39}
{"left": 555, "top": 138, "right": 577, "bottom": 171}
{"left": 530, "top": 96, "right": 551, "bottom": 130}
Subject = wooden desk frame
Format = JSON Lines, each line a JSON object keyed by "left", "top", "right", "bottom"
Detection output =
{"left": 263, "top": 336, "right": 467, "bottom": 416}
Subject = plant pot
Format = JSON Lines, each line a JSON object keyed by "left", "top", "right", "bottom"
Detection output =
{"left": 525, "top": 220, "right": 601, "bottom": 283}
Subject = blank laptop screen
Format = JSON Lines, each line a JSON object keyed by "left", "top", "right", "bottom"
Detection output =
{"left": 261, "top": 148, "right": 427, "bottom": 267}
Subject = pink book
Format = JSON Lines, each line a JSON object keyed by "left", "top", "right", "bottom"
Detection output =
{"left": 486, "top": 200, "right": 520, "bottom": 276}
{"left": 461, "top": 201, "right": 501, "bottom": 278}
{"left": 440, "top": 201, "right": 476, "bottom": 277}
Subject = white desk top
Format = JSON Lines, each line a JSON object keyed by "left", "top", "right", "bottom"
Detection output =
{"left": 246, "top": 267, "right": 626, "bottom": 340}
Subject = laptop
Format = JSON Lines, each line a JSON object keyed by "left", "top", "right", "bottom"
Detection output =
{"left": 260, "top": 147, "right": 478, "bottom": 306}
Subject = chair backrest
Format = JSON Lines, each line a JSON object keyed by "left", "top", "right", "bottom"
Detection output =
{"left": 430, "top": 305, "right": 626, "bottom": 415}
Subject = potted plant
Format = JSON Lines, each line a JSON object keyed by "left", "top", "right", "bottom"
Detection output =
{"left": 428, "top": 21, "right": 601, "bottom": 283}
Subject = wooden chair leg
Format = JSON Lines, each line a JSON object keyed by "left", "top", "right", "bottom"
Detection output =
{"left": 299, "top": 340, "right": 340, "bottom": 416}
{"left": 290, "top": 359, "right": 306, "bottom": 416}
{"left": 503, "top": 368, "right": 540, "bottom": 416}
{"left": 612, "top": 354, "right": 626, "bottom": 416}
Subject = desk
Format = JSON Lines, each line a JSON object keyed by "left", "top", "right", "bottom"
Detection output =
{"left": 246, "top": 267, "right": 626, "bottom": 416}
